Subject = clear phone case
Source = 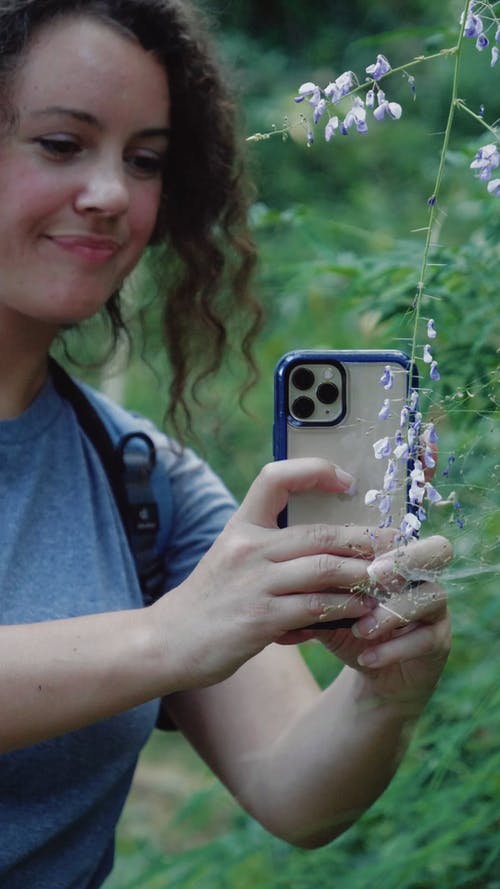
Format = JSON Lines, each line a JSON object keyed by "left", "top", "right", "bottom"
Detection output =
{"left": 274, "top": 350, "right": 416, "bottom": 530}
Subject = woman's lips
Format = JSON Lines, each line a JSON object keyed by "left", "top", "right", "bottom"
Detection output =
{"left": 46, "top": 234, "right": 121, "bottom": 263}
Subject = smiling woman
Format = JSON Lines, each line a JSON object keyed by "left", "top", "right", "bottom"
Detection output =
{"left": 0, "top": 17, "right": 170, "bottom": 333}
{"left": 0, "top": 3, "right": 453, "bottom": 888}
{"left": 0, "top": 0, "right": 260, "bottom": 428}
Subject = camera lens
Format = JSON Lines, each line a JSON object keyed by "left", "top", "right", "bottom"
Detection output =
{"left": 292, "top": 396, "right": 315, "bottom": 420}
{"left": 316, "top": 382, "right": 339, "bottom": 405}
{"left": 291, "top": 367, "right": 315, "bottom": 391}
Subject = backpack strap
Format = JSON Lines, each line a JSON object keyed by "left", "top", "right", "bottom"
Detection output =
{"left": 49, "top": 358, "right": 170, "bottom": 604}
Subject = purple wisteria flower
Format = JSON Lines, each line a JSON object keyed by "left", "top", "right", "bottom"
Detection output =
{"left": 470, "top": 143, "right": 500, "bottom": 180}
{"left": 400, "top": 512, "right": 422, "bottom": 540}
{"left": 423, "top": 447, "right": 436, "bottom": 469}
{"left": 422, "top": 422, "right": 438, "bottom": 469}
{"left": 393, "top": 435, "right": 409, "bottom": 461}
{"left": 380, "top": 365, "right": 394, "bottom": 389}
{"left": 461, "top": 9, "right": 484, "bottom": 39}
{"left": 427, "top": 318, "right": 437, "bottom": 339}
{"left": 325, "top": 116, "right": 340, "bottom": 141}
{"left": 430, "top": 360, "right": 440, "bottom": 381}
{"left": 426, "top": 482, "right": 442, "bottom": 504}
{"left": 470, "top": 143, "right": 500, "bottom": 197}
{"left": 378, "top": 398, "right": 392, "bottom": 420}
{"left": 373, "top": 90, "right": 403, "bottom": 121}
{"left": 383, "top": 459, "right": 398, "bottom": 492}
{"left": 366, "top": 54, "right": 391, "bottom": 81}
{"left": 324, "top": 71, "right": 356, "bottom": 103}
{"left": 365, "top": 488, "right": 380, "bottom": 506}
{"left": 373, "top": 436, "right": 392, "bottom": 460}
{"left": 342, "top": 97, "right": 368, "bottom": 134}
{"left": 442, "top": 454, "right": 455, "bottom": 478}
{"left": 313, "top": 97, "right": 327, "bottom": 124}
{"left": 409, "top": 463, "right": 443, "bottom": 507}
{"left": 424, "top": 422, "right": 439, "bottom": 444}
{"left": 409, "top": 465, "right": 426, "bottom": 505}
{"left": 294, "top": 82, "right": 321, "bottom": 105}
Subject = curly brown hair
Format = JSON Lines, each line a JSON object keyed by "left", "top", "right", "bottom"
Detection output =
{"left": 0, "top": 0, "right": 262, "bottom": 433}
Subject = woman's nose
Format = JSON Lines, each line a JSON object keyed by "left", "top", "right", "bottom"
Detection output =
{"left": 74, "top": 160, "right": 130, "bottom": 217}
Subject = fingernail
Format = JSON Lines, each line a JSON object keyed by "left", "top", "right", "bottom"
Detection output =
{"left": 352, "top": 615, "right": 378, "bottom": 639}
{"left": 335, "top": 468, "right": 356, "bottom": 495}
{"left": 358, "top": 648, "right": 378, "bottom": 667}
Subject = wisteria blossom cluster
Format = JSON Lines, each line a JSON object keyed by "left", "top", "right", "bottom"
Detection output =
{"left": 364, "top": 319, "right": 444, "bottom": 540}
{"left": 294, "top": 54, "right": 402, "bottom": 146}
{"left": 470, "top": 143, "right": 500, "bottom": 196}
{"left": 461, "top": 2, "right": 500, "bottom": 198}
{"left": 461, "top": 1, "right": 500, "bottom": 66}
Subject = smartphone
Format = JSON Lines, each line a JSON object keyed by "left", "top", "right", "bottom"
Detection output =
{"left": 273, "top": 350, "right": 417, "bottom": 627}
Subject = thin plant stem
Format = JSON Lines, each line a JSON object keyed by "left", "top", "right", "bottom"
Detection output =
{"left": 455, "top": 98, "right": 500, "bottom": 140}
{"left": 408, "top": 0, "right": 474, "bottom": 373}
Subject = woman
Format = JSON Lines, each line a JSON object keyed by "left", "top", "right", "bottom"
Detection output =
{"left": 0, "top": 1, "right": 452, "bottom": 886}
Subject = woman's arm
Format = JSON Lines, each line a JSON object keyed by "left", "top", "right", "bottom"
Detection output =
{"left": 0, "top": 608, "right": 171, "bottom": 753}
{"left": 0, "top": 460, "right": 371, "bottom": 752}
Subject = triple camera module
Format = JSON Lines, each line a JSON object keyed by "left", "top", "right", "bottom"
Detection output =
{"left": 288, "top": 363, "right": 345, "bottom": 425}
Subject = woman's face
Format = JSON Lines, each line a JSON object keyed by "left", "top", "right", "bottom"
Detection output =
{"left": 0, "top": 15, "right": 170, "bottom": 332}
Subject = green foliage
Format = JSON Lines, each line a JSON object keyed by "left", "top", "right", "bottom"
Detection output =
{"left": 214, "top": 0, "right": 446, "bottom": 63}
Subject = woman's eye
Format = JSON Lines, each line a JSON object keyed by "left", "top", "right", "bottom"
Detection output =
{"left": 36, "top": 137, "right": 80, "bottom": 158}
{"left": 127, "top": 152, "right": 165, "bottom": 178}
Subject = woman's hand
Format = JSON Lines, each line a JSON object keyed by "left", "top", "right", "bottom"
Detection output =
{"left": 313, "top": 534, "right": 453, "bottom": 707}
{"left": 156, "top": 459, "right": 387, "bottom": 690}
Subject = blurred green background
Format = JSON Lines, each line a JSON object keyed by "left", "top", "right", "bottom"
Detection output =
{"left": 66, "top": 0, "right": 499, "bottom": 885}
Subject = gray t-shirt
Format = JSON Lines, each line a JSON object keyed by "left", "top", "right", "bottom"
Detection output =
{"left": 0, "top": 374, "right": 236, "bottom": 887}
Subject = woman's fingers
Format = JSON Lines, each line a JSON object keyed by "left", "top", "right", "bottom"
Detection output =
{"left": 357, "top": 621, "right": 450, "bottom": 669}
{"left": 267, "top": 522, "right": 397, "bottom": 562}
{"left": 353, "top": 581, "right": 448, "bottom": 641}
{"left": 244, "top": 589, "right": 375, "bottom": 635}
{"left": 367, "top": 534, "right": 453, "bottom": 593}
{"left": 350, "top": 535, "right": 452, "bottom": 648}
{"left": 237, "top": 459, "right": 355, "bottom": 528}
{"left": 353, "top": 584, "right": 451, "bottom": 668}
{"left": 269, "top": 553, "right": 371, "bottom": 595}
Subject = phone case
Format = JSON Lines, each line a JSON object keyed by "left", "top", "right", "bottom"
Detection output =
{"left": 274, "top": 350, "right": 416, "bottom": 628}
